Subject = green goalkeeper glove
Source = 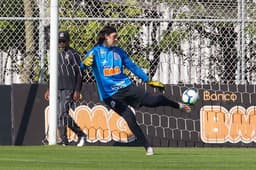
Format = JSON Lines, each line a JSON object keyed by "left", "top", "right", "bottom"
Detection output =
{"left": 147, "top": 81, "right": 165, "bottom": 91}
{"left": 82, "top": 54, "right": 94, "bottom": 67}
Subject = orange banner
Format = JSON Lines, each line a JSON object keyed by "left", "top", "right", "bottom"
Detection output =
{"left": 200, "top": 106, "right": 256, "bottom": 143}
{"left": 44, "top": 105, "right": 135, "bottom": 143}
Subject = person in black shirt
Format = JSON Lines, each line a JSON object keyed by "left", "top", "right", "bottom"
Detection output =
{"left": 44, "top": 31, "right": 86, "bottom": 146}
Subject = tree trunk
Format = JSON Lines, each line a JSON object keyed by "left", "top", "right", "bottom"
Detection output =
{"left": 22, "top": 0, "right": 35, "bottom": 83}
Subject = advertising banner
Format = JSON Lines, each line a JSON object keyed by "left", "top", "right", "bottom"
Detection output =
{"left": 0, "top": 85, "right": 12, "bottom": 145}
{"left": 2, "top": 84, "right": 256, "bottom": 146}
{"left": 42, "top": 84, "right": 256, "bottom": 147}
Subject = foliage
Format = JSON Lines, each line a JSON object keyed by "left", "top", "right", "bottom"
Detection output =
{"left": 56, "top": 0, "right": 146, "bottom": 81}
{"left": 3, "top": 0, "right": 256, "bottom": 83}
{"left": 59, "top": 20, "right": 104, "bottom": 55}
{"left": 0, "top": 0, "right": 24, "bottom": 52}
{"left": 159, "top": 30, "right": 188, "bottom": 54}
{"left": 0, "top": 0, "right": 24, "bottom": 17}
{"left": 59, "top": 0, "right": 144, "bottom": 58}
{"left": 159, "top": 0, "right": 190, "bottom": 6}
{"left": 246, "top": 23, "right": 256, "bottom": 37}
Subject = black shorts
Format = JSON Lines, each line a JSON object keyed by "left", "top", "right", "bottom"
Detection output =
{"left": 103, "top": 84, "right": 146, "bottom": 114}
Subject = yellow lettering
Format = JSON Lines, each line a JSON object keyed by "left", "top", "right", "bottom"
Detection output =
{"left": 203, "top": 90, "right": 237, "bottom": 102}
{"left": 230, "top": 94, "right": 237, "bottom": 102}
{"left": 203, "top": 91, "right": 211, "bottom": 100}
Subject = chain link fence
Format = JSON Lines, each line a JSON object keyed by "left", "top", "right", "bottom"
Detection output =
{"left": 1, "top": 0, "right": 256, "bottom": 85}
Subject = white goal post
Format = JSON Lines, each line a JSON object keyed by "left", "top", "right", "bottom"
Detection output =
{"left": 48, "top": 0, "right": 59, "bottom": 145}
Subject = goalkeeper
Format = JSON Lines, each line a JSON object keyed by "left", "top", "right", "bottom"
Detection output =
{"left": 80, "top": 25, "right": 191, "bottom": 156}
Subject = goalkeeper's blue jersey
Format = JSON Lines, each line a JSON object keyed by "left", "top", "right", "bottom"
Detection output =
{"left": 81, "top": 44, "right": 149, "bottom": 101}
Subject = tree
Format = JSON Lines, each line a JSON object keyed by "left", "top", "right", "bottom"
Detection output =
{"left": 149, "top": 0, "right": 239, "bottom": 83}
{"left": 21, "top": 0, "right": 37, "bottom": 83}
{"left": 0, "top": 0, "right": 40, "bottom": 83}
{"left": 56, "top": 0, "right": 146, "bottom": 82}
{"left": 0, "top": 0, "right": 25, "bottom": 83}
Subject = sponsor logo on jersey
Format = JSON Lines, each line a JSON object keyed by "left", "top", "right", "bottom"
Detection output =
{"left": 110, "top": 100, "right": 116, "bottom": 108}
{"left": 103, "top": 66, "right": 121, "bottom": 76}
{"left": 111, "top": 81, "right": 126, "bottom": 91}
{"left": 114, "top": 52, "right": 120, "bottom": 60}
{"left": 101, "top": 59, "right": 107, "bottom": 65}
{"left": 100, "top": 49, "right": 106, "bottom": 54}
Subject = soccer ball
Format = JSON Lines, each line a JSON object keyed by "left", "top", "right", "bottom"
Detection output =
{"left": 182, "top": 89, "right": 199, "bottom": 105}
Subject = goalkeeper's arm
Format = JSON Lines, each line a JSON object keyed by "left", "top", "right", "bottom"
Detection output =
{"left": 146, "top": 81, "right": 165, "bottom": 90}
{"left": 80, "top": 53, "right": 94, "bottom": 70}
{"left": 119, "top": 48, "right": 165, "bottom": 90}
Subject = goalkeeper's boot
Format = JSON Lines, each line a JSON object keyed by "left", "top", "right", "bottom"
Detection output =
{"left": 77, "top": 135, "right": 86, "bottom": 147}
{"left": 146, "top": 147, "right": 154, "bottom": 156}
{"left": 179, "top": 103, "right": 191, "bottom": 113}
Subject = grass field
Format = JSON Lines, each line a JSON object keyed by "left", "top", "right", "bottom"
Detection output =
{"left": 0, "top": 146, "right": 256, "bottom": 170}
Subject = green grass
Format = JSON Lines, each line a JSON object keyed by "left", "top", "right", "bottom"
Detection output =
{"left": 0, "top": 146, "right": 256, "bottom": 170}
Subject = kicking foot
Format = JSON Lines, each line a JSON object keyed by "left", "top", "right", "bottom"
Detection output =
{"left": 179, "top": 103, "right": 191, "bottom": 113}
{"left": 77, "top": 136, "right": 86, "bottom": 147}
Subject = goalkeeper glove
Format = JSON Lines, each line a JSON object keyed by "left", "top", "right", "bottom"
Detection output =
{"left": 147, "top": 81, "right": 165, "bottom": 91}
{"left": 82, "top": 54, "right": 93, "bottom": 67}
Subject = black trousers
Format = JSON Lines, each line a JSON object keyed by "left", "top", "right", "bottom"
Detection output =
{"left": 58, "top": 90, "right": 85, "bottom": 143}
{"left": 104, "top": 84, "right": 180, "bottom": 149}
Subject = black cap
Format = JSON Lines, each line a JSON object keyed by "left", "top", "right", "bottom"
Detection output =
{"left": 59, "top": 31, "right": 70, "bottom": 41}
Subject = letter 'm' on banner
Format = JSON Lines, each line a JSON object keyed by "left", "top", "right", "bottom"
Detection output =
{"left": 45, "top": 105, "right": 135, "bottom": 143}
